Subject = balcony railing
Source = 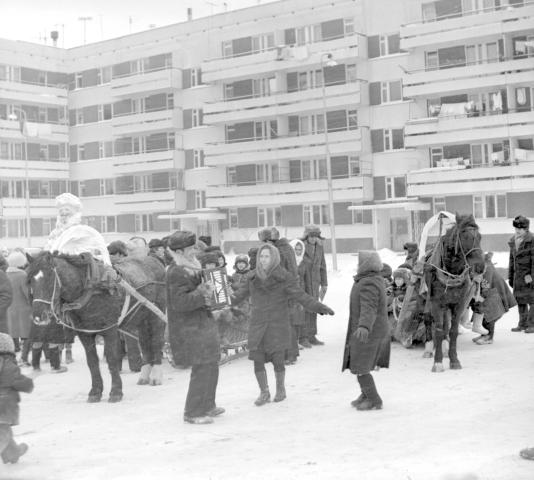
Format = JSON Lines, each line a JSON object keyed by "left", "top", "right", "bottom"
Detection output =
{"left": 111, "top": 65, "right": 173, "bottom": 80}
{"left": 410, "top": 105, "right": 533, "bottom": 122}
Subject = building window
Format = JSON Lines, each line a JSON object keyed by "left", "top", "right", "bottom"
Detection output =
{"left": 349, "top": 156, "right": 361, "bottom": 176}
{"left": 303, "top": 204, "right": 328, "bottom": 225}
{"left": 433, "top": 197, "right": 446, "bottom": 214}
{"left": 192, "top": 109, "right": 202, "bottom": 127}
{"left": 385, "top": 176, "right": 406, "bottom": 199}
{"left": 431, "top": 147, "right": 443, "bottom": 167}
{"left": 474, "top": 194, "right": 507, "bottom": 218}
{"left": 190, "top": 68, "right": 201, "bottom": 87}
{"left": 371, "top": 128, "right": 404, "bottom": 153}
{"left": 229, "top": 209, "right": 238, "bottom": 229}
{"left": 193, "top": 149, "right": 204, "bottom": 168}
{"left": 104, "top": 216, "right": 117, "bottom": 233}
{"left": 368, "top": 33, "right": 401, "bottom": 58}
{"left": 195, "top": 190, "right": 206, "bottom": 209}
{"left": 135, "top": 214, "right": 153, "bottom": 232}
{"left": 258, "top": 207, "right": 281, "bottom": 227}
{"left": 227, "top": 167, "right": 237, "bottom": 185}
{"left": 100, "top": 178, "right": 114, "bottom": 195}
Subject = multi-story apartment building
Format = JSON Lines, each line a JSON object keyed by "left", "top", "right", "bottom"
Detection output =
{"left": 0, "top": 0, "right": 533, "bottom": 252}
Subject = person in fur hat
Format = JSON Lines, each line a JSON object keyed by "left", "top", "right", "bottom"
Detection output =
{"left": 0, "top": 333, "right": 33, "bottom": 464}
{"left": 232, "top": 243, "right": 334, "bottom": 406}
{"left": 508, "top": 215, "right": 534, "bottom": 333}
{"left": 342, "top": 250, "right": 389, "bottom": 411}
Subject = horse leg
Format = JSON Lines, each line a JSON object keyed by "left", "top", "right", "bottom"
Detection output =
{"left": 136, "top": 317, "right": 152, "bottom": 385}
{"left": 448, "top": 306, "right": 462, "bottom": 370}
{"left": 78, "top": 333, "right": 103, "bottom": 402}
{"left": 431, "top": 305, "right": 445, "bottom": 373}
{"left": 103, "top": 328, "right": 123, "bottom": 402}
{"left": 149, "top": 317, "right": 165, "bottom": 386}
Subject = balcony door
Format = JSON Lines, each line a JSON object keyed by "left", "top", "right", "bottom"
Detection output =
{"left": 390, "top": 217, "right": 410, "bottom": 251}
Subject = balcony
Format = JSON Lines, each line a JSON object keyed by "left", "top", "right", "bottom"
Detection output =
{"left": 0, "top": 197, "right": 57, "bottom": 218}
{"left": 113, "top": 190, "right": 185, "bottom": 214}
{"left": 204, "top": 81, "right": 362, "bottom": 124}
{"left": 405, "top": 108, "right": 534, "bottom": 147}
{"left": 407, "top": 155, "right": 534, "bottom": 197}
{"left": 403, "top": 57, "right": 534, "bottom": 97}
{"left": 0, "top": 159, "right": 69, "bottom": 180}
{"left": 0, "top": 119, "right": 68, "bottom": 142}
{"left": 206, "top": 175, "right": 373, "bottom": 209}
{"left": 112, "top": 149, "right": 184, "bottom": 175}
{"left": 201, "top": 34, "right": 362, "bottom": 83}
{"left": 110, "top": 68, "right": 181, "bottom": 97}
{"left": 111, "top": 109, "right": 182, "bottom": 136}
{"left": 0, "top": 80, "right": 67, "bottom": 106}
{"left": 401, "top": 2, "right": 534, "bottom": 49}
{"left": 205, "top": 128, "right": 362, "bottom": 166}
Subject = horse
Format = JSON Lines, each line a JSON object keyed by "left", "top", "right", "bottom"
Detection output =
{"left": 424, "top": 213, "right": 485, "bottom": 372}
{"left": 27, "top": 251, "right": 166, "bottom": 402}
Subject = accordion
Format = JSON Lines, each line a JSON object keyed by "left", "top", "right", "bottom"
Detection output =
{"left": 202, "top": 267, "right": 232, "bottom": 310}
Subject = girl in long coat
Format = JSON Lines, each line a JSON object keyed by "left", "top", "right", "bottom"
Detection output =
{"left": 342, "top": 250, "right": 389, "bottom": 411}
{"left": 6, "top": 252, "right": 32, "bottom": 363}
{"left": 232, "top": 243, "right": 334, "bottom": 406}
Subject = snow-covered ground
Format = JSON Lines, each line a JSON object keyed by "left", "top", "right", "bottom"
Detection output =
{"left": 2, "top": 251, "right": 533, "bottom": 480}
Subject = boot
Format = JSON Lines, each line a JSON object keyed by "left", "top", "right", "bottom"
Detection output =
{"left": 49, "top": 347, "right": 68, "bottom": 373}
{"left": 471, "top": 313, "right": 488, "bottom": 335}
{"left": 351, "top": 393, "right": 366, "bottom": 408}
{"left": 356, "top": 374, "right": 383, "bottom": 411}
{"left": 273, "top": 370, "right": 286, "bottom": 402}
{"left": 31, "top": 346, "right": 43, "bottom": 371}
{"left": 65, "top": 344, "right": 74, "bottom": 364}
{"left": 309, "top": 336, "right": 324, "bottom": 346}
{"left": 20, "top": 339, "right": 31, "bottom": 367}
{"left": 254, "top": 370, "right": 271, "bottom": 406}
{"left": 137, "top": 364, "right": 151, "bottom": 385}
{"left": 512, "top": 309, "right": 528, "bottom": 332}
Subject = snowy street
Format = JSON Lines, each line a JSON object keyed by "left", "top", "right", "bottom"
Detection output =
{"left": 2, "top": 252, "right": 534, "bottom": 480}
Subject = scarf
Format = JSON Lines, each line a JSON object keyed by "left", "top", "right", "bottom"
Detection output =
{"left": 255, "top": 243, "right": 280, "bottom": 280}
{"left": 46, "top": 212, "right": 83, "bottom": 250}
{"left": 168, "top": 249, "right": 202, "bottom": 276}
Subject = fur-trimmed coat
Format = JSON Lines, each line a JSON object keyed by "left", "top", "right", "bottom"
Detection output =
{"left": 0, "top": 354, "right": 33, "bottom": 425}
{"left": 166, "top": 263, "right": 220, "bottom": 365}
{"left": 0, "top": 270, "right": 13, "bottom": 334}
{"left": 232, "top": 265, "right": 327, "bottom": 355}
{"left": 508, "top": 232, "right": 534, "bottom": 303}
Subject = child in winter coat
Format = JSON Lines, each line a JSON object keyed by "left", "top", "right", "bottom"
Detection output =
{"left": 231, "top": 254, "right": 250, "bottom": 290}
{"left": 0, "top": 332, "right": 34, "bottom": 464}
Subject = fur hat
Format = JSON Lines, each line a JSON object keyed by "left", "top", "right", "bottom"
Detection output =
{"left": 55, "top": 192, "right": 82, "bottom": 212}
{"left": 198, "top": 236, "right": 212, "bottom": 247}
{"left": 258, "top": 228, "right": 273, "bottom": 242}
{"left": 198, "top": 251, "right": 219, "bottom": 268}
{"left": 7, "top": 251, "right": 27, "bottom": 268}
{"left": 148, "top": 238, "right": 164, "bottom": 249}
{"left": 301, "top": 224, "right": 324, "bottom": 240}
{"left": 168, "top": 231, "right": 196, "bottom": 251}
{"left": 234, "top": 254, "right": 249, "bottom": 268}
{"left": 357, "top": 250, "right": 383, "bottom": 275}
{"left": 393, "top": 267, "right": 411, "bottom": 283}
{"left": 0, "top": 333, "right": 15, "bottom": 354}
{"left": 107, "top": 240, "right": 128, "bottom": 256}
{"left": 403, "top": 242, "right": 419, "bottom": 254}
{"left": 380, "top": 262, "right": 393, "bottom": 279}
{"left": 513, "top": 215, "right": 530, "bottom": 230}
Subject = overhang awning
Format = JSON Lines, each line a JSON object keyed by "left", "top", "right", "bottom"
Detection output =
{"left": 158, "top": 209, "right": 226, "bottom": 221}
{"left": 348, "top": 201, "right": 430, "bottom": 212}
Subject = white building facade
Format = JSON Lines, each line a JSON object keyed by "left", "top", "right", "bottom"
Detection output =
{"left": 0, "top": 0, "right": 532, "bottom": 252}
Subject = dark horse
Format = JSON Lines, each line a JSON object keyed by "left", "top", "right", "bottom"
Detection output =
{"left": 27, "top": 251, "right": 166, "bottom": 402}
{"left": 425, "top": 213, "right": 485, "bottom": 372}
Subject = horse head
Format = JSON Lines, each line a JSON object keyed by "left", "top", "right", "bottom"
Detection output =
{"left": 450, "top": 213, "right": 485, "bottom": 276}
{"left": 26, "top": 251, "right": 60, "bottom": 326}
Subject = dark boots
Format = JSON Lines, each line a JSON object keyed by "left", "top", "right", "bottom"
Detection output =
{"left": 273, "top": 370, "right": 286, "bottom": 402}
{"left": 254, "top": 371, "right": 271, "bottom": 406}
{"left": 49, "top": 347, "right": 68, "bottom": 373}
{"left": 356, "top": 374, "right": 383, "bottom": 411}
{"left": 31, "top": 346, "right": 42, "bottom": 371}
{"left": 512, "top": 307, "right": 529, "bottom": 332}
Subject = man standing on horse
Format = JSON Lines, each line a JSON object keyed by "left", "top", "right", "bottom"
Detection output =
{"left": 45, "top": 193, "right": 111, "bottom": 265}
{"left": 508, "top": 215, "right": 534, "bottom": 333}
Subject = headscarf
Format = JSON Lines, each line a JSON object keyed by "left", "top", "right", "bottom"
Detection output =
{"left": 289, "top": 239, "right": 305, "bottom": 266}
{"left": 255, "top": 243, "right": 280, "bottom": 280}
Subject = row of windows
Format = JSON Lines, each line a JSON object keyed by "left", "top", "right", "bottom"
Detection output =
{"left": 0, "top": 65, "right": 67, "bottom": 87}
{"left": 0, "top": 104, "right": 67, "bottom": 124}
{"left": 433, "top": 194, "right": 507, "bottom": 219}
{"left": 0, "top": 142, "right": 68, "bottom": 162}
{"left": 422, "top": 0, "right": 526, "bottom": 23}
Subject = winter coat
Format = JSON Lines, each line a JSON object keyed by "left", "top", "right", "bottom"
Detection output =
{"left": 0, "top": 270, "right": 13, "bottom": 334}
{"left": 342, "top": 271, "right": 389, "bottom": 375}
{"left": 6, "top": 268, "right": 32, "bottom": 339}
{"left": 166, "top": 263, "right": 220, "bottom": 365}
{"left": 475, "top": 261, "right": 517, "bottom": 321}
{"left": 0, "top": 353, "right": 33, "bottom": 425}
{"left": 230, "top": 270, "right": 249, "bottom": 291}
{"left": 273, "top": 238, "right": 298, "bottom": 279}
{"left": 232, "top": 265, "right": 328, "bottom": 358}
{"left": 508, "top": 232, "right": 534, "bottom": 303}
{"left": 302, "top": 241, "right": 328, "bottom": 298}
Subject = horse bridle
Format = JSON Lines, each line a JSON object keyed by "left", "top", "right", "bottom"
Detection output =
{"left": 32, "top": 266, "right": 62, "bottom": 325}
{"left": 454, "top": 226, "right": 484, "bottom": 273}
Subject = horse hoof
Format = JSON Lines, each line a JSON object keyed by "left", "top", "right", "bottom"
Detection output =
{"left": 431, "top": 363, "right": 445, "bottom": 373}
{"left": 422, "top": 351, "right": 433, "bottom": 359}
{"left": 87, "top": 395, "right": 102, "bottom": 403}
{"left": 450, "top": 361, "right": 462, "bottom": 370}
{"left": 108, "top": 394, "right": 123, "bottom": 403}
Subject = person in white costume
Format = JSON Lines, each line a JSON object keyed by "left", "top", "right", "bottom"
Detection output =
{"left": 45, "top": 193, "right": 111, "bottom": 265}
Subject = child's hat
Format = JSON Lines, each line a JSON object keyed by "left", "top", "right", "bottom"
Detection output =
{"left": 0, "top": 333, "right": 15, "bottom": 354}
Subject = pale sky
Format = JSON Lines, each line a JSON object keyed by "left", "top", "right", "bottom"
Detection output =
{"left": 0, "top": 0, "right": 276, "bottom": 48}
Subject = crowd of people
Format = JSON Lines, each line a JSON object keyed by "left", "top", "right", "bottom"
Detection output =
{"left": 0, "top": 192, "right": 533, "bottom": 462}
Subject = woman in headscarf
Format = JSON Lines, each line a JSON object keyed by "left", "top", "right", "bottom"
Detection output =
{"left": 342, "top": 250, "right": 389, "bottom": 411}
{"left": 232, "top": 243, "right": 334, "bottom": 406}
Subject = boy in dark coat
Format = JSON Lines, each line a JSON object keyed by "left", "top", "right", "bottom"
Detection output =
{"left": 342, "top": 250, "right": 389, "bottom": 411}
{"left": 232, "top": 243, "right": 334, "bottom": 406}
{"left": 166, "top": 231, "right": 222, "bottom": 425}
{"left": 508, "top": 215, "right": 534, "bottom": 333}
{"left": 0, "top": 333, "right": 33, "bottom": 463}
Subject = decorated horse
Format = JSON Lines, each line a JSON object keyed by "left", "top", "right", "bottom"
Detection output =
{"left": 396, "top": 212, "right": 485, "bottom": 372}
{"left": 27, "top": 251, "right": 166, "bottom": 402}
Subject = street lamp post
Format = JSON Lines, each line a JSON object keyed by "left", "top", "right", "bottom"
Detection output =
{"left": 320, "top": 53, "right": 338, "bottom": 271}
{"left": 8, "top": 108, "right": 31, "bottom": 247}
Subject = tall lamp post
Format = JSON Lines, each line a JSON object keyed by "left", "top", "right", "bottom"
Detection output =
{"left": 7, "top": 108, "right": 31, "bottom": 247}
{"left": 321, "top": 53, "right": 338, "bottom": 271}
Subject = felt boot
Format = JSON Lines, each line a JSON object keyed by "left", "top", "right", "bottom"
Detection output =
{"left": 254, "top": 370, "right": 271, "bottom": 406}
{"left": 356, "top": 374, "right": 383, "bottom": 411}
{"left": 31, "top": 346, "right": 42, "bottom": 371}
{"left": 49, "top": 347, "right": 68, "bottom": 373}
{"left": 137, "top": 364, "right": 152, "bottom": 385}
{"left": 471, "top": 313, "right": 488, "bottom": 335}
{"left": 273, "top": 370, "right": 286, "bottom": 402}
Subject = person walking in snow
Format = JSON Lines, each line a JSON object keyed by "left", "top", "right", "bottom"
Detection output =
{"left": 342, "top": 250, "right": 389, "bottom": 411}
{"left": 0, "top": 333, "right": 33, "bottom": 464}
{"left": 508, "top": 215, "right": 534, "bottom": 333}
{"left": 232, "top": 243, "right": 334, "bottom": 406}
